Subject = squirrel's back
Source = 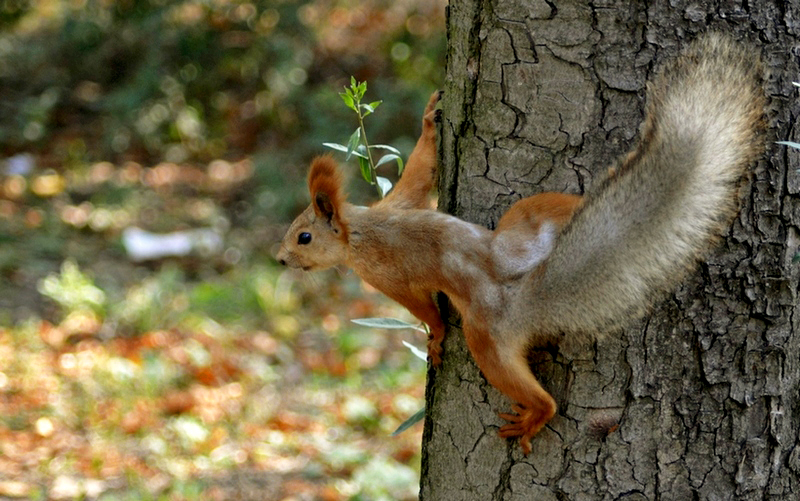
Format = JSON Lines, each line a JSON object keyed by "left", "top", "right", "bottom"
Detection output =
{"left": 523, "top": 33, "right": 766, "bottom": 337}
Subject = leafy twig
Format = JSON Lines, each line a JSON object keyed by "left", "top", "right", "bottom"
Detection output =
{"left": 323, "top": 77, "right": 404, "bottom": 199}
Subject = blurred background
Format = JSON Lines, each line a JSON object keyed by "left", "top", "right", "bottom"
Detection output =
{"left": 0, "top": 0, "right": 445, "bottom": 499}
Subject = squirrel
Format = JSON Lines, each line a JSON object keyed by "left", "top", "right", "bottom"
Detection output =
{"left": 277, "top": 33, "right": 766, "bottom": 455}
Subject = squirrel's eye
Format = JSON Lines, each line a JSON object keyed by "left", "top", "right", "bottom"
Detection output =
{"left": 298, "top": 232, "right": 312, "bottom": 245}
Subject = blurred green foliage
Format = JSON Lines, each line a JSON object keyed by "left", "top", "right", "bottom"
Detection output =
{"left": 0, "top": 0, "right": 445, "bottom": 320}
{"left": 37, "top": 258, "right": 107, "bottom": 314}
{"left": 0, "top": 0, "right": 444, "bottom": 171}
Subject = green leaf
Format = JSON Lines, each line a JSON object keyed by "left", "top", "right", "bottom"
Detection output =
{"left": 352, "top": 318, "right": 425, "bottom": 330}
{"left": 358, "top": 156, "right": 372, "bottom": 183}
{"left": 368, "top": 100, "right": 382, "bottom": 112}
{"left": 322, "top": 142, "right": 348, "bottom": 153}
{"left": 323, "top": 142, "right": 367, "bottom": 158}
{"left": 375, "top": 152, "right": 404, "bottom": 175}
{"left": 375, "top": 153, "right": 401, "bottom": 168}
{"left": 339, "top": 91, "right": 356, "bottom": 111}
{"left": 392, "top": 407, "right": 426, "bottom": 436}
{"left": 376, "top": 176, "right": 392, "bottom": 196}
{"left": 777, "top": 141, "right": 800, "bottom": 150}
{"left": 346, "top": 128, "right": 361, "bottom": 160}
{"left": 793, "top": 252, "right": 800, "bottom": 263}
{"left": 357, "top": 80, "right": 367, "bottom": 99}
{"left": 401, "top": 340, "right": 428, "bottom": 361}
{"left": 369, "top": 144, "right": 402, "bottom": 155}
{"left": 360, "top": 100, "right": 383, "bottom": 116}
{"left": 350, "top": 75, "right": 357, "bottom": 89}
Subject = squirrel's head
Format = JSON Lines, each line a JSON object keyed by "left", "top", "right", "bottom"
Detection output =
{"left": 277, "top": 156, "right": 350, "bottom": 271}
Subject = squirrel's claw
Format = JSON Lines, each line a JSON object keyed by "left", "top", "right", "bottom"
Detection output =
{"left": 498, "top": 404, "right": 549, "bottom": 455}
{"left": 422, "top": 90, "right": 443, "bottom": 126}
{"left": 427, "top": 336, "right": 443, "bottom": 367}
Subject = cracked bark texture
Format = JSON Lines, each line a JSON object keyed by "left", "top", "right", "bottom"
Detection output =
{"left": 420, "top": 1, "right": 800, "bottom": 499}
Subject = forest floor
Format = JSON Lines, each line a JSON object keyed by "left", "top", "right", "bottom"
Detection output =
{"left": 0, "top": 158, "right": 429, "bottom": 501}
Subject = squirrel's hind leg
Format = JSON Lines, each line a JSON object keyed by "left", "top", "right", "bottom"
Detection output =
{"left": 463, "top": 320, "right": 556, "bottom": 455}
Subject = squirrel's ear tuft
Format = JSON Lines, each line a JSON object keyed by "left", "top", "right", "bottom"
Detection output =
{"left": 308, "top": 155, "right": 346, "bottom": 221}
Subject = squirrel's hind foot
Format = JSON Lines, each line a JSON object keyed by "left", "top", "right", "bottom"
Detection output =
{"left": 498, "top": 403, "right": 555, "bottom": 455}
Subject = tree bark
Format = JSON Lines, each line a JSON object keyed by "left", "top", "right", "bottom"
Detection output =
{"left": 421, "top": 1, "right": 800, "bottom": 499}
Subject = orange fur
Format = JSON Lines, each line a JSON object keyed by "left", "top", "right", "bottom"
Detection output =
{"left": 490, "top": 193, "right": 582, "bottom": 282}
{"left": 495, "top": 193, "right": 583, "bottom": 233}
{"left": 308, "top": 156, "right": 349, "bottom": 239}
{"left": 308, "top": 155, "right": 346, "bottom": 208}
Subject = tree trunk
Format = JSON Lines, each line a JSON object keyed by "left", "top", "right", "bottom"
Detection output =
{"left": 421, "top": 1, "right": 800, "bottom": 499}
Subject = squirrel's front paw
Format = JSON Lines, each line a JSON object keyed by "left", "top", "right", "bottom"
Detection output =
{"left": 427, "top": 337, "right": 443, "bottom": 366}
{"left": 422, "top": 90, "right": 443, "bottom": 127}
{"left": 498, "top": 403, "right": 555, "bottom": 455}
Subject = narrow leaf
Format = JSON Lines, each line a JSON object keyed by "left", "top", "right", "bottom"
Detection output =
{"left": 322, "top": 142, "right": 348, "bottom": 153}
{"left": 323, "top": 142, "right": 367, "bottom": 158}
{"left": 360, "top": 102, "right": 379, "bottom": 116}
{"left": 346, "top": 128, "right": 361, "bottom": 160}
{"left": 375, "top": 153, "right": 400, "bottom": 168}
{"left": 402, "top": 340, "right": 428, "bottom": 361}
{"left": 369, "top": 144, "right": 402, "bottom": 155}
{"left": 352, "top": 318, "right": 425, "bottom": 330}
{"left": 358, "top": 156, "right": 372, "bottom": 183}
{"left": 392, "top": 407, "right": 426, "bottom": 436}
{"left": 777, "top": 141, "right": 800, "bottom": 150}
{"left": 376, "top": 176, "right": 393, "bottom": 196}
{"left": 793, "top": 82, "right": 800, "bottom": 88}
{"left": 376, "top": 154, "right": 404, "bottom": 175}
{"left": 368, "top": 100, "right": 382, "bottom": 112}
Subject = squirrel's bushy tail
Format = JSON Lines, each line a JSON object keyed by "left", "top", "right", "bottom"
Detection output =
{"left": 527, "top": 33, "right": 766, "bottom": 336}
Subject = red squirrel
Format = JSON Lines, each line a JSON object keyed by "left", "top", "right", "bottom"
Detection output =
{"left": 277, "top": 34, "right": 766, "bottom": 454}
